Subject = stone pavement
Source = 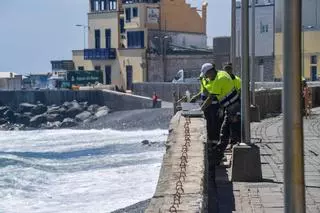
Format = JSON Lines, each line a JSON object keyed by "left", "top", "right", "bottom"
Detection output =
{"left": 214, "top": 108, "right": 320, "bottom": 213}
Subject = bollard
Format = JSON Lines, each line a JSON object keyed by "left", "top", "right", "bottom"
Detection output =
{"left": 231, "top": 143, "right": 262, "bottom": 182}
{"left": 250, "top": 104, "right": 261, "bottom": 122}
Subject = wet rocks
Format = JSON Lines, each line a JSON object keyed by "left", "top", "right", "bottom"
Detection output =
{"left": 0, "top": 100, "right": 110, "bottom": 131}
{"left": 75, "top": 111, "right": 92, "bottom": 122}
{"left": 95, "top": 106, "right": 110, "bottom": 118}
{"left": 141, "top": 140, "right": 150, "bottom": 145}
{"left": 19, "top": 103, "right": 36, "bottom": 113}
{"left": 15, "top": 113, "right": 30, "bottom": 126}
{"left": 61, "top": 118, "right": 77, "bottom": 128}
{"left": 30, "top": 114, "right": 47, "bottom": 127}
{"left": 31, "top": 104, "right": 47, "bottom": 115}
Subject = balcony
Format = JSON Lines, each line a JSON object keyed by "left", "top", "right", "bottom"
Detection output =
{"left": 122, "top": 0, "right": 160, "bottom": 4}
{"left": 84, "top": 48, "right": 116, "bottom": 60}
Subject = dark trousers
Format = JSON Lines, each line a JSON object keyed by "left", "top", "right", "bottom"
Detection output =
{"left": 204, "top": 104, "right": 221, "bottom": 141}
{"left": 216, "top": 101, "right": 241, "bottom": 163}
{"left": 204, "top": 104, "right": 221, "bottom": 179}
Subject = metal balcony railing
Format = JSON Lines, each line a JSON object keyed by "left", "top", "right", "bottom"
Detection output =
{"left": 122, "top": 0, "right": 160, "bottom": 4}
{"left": 84, "top": 48, "right": 116, "bottom": 60}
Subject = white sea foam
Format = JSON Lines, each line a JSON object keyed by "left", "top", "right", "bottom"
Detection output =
{"left": 0, "top": 129, "right": 167, "bottom": 213}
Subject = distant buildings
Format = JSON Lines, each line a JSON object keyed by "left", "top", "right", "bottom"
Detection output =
{"left": 274, "top": 0, "right": 320, "bottom": 80}
{"left": 23, "top": 73, "right": 50, "bottom": 89}
{"left": 70, "top": 0, "right": 213, "bottom": 89}
{"left": 235, "top": 0, "right": 275, "bottom": 81}
{"left": 0, "top": 72, "right": 22, "bottom": 90}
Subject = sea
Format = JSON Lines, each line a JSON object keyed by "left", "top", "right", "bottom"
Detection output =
{"left": 0, "top": 129, "right": 167, "bottom": 213}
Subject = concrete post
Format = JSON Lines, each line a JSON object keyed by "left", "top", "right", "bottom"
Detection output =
{"left": 231, "top": 0, "right": 262, "bottom": 182}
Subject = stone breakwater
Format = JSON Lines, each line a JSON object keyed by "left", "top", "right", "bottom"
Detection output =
{"left": 0, "top": 100, "right": 110, "bottom": 131}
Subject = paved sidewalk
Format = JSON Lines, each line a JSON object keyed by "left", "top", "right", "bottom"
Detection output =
{"left": 214, "top": 108, "right": 320, "bottom": 213}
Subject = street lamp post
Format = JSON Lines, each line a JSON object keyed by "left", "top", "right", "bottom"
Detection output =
{"left": 231, "top": 0, "right": 236, "bottom": 68}
{"left": 75, "top": 24, "right": 90, "bottom": 49}
{"left": 250, "top": 0, "right": 256, "bottom": 105}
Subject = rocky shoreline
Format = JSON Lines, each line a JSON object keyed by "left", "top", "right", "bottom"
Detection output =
{"left": 0, "top": 100, "right": 110, "bottom": 131}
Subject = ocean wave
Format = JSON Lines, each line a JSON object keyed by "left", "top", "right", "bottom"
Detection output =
{"left": 0, "top": 129, "right": 166, "bottom": 213}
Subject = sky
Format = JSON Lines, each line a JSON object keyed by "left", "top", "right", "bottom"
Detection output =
{"left": 0, "top": 0, "right": 231, "bottom": 74}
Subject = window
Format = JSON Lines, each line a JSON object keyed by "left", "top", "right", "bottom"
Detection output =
{"left": 127, "top": 31, "right": 145, "bottom": 48}
{"left": 310, "top": 66, "right": 318, "bottom": 81}
{"left": 95, "top": 29, "right": 101, "bottom": 49}
{"left": 95, "top": 1, "right": 99, "bottom": 11}
{"left": 105, "top": 29, "right": 111, "bottom": 48}
{"left": 133, "top": 7, "right": 138, "bottom": 17}
{"left": 260, "top": 22, "right": 269, "bottom": 33}
{"left": 310, "top": 55, "right": 317, "bottom": 64}
{"left": 120, "top": 18, "right": 125, "bottom": 34}
{"left": 78, "top": 66, "right": 84, "bottom": 71}
{"left": 101, "top": 0, "right": 105, "bottom": 10}
{"left": 126, "top": 65, "right": 133, "bottom": 90}
{"left": 125, "top": 8, "right": 131, "bottom": 22}
{"left": 109, "top": 0, "right": 117, "bottom": 10}
{"left": 94, "top": 66, "right": 101, "bottom": 71}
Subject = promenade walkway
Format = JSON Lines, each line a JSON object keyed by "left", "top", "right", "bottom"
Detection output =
{"left": 214, "top": 108, "right": 320, "bottom": 213}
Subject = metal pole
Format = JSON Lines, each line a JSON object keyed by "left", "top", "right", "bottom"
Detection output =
{"left": 231, "top": 0, "right": 236, "bottom": 67}
{"left": 250, "top": 0, "right": 256, "bottom": 105}
{"left": 241, "top": 0, "right": 251, "bottom": 144}
{"left": 302, "top": 27, "right": 304, "bottom": 77}
{"left": 83, "top": 26, "right": 86, "bottom": 49}
{"left": 283, "top": 0, "right": 306, "bottom": 212}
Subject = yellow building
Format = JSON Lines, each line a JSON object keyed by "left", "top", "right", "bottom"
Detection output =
{"left": 72, "top": 0, "right": 207, "bottom": 90}
{"left": 274, "top": 30, "right": 320, "bottom": 80}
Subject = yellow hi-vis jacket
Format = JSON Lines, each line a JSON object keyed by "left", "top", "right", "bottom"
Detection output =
{"left": 228, "top": 73, "right": 241, "bottom": 93}
{"left": 200, "top": 78, "right": 209, "bottom": 100}
{"left": 204, "top": 71, "right": 239, "bottom": 107}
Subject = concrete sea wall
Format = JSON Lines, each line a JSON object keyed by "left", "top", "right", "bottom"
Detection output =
{"left": 0, "top": 90, "right": 160, "bottom": 111}
{"left": 145, "top": 112, "right": 207, "bottom": 212}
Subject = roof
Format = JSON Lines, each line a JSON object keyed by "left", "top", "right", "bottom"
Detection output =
{"left": 0, "top": 72, "right": 17, "bottom": 78}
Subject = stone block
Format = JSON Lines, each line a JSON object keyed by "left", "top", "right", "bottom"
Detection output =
{"left": 250, "top": 105, "right": 261, "bottom": 122}
{"left": 231, "top": 144, "right": 263, "bottom": 182}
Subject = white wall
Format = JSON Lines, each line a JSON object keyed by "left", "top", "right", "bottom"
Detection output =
{"left": 0, "top": 78, "right": 22, "bottom": 90}
{"left": 169, "top": 32, "right": 207, "bottom": 49}
{"left": 275, "top": 0, "right": 320, "bottom": 33}
{"left": 236, "top": 1, "right": 274, "bottom": 57}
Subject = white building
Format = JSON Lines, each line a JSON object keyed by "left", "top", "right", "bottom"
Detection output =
{"left": 236, "top": 0, "right": 274, "bottom": 57}
{"left": 275, "top": 0, "right": 320, "bottom": 33}
{"left": 235, "top": 0, "right": 275, "bottom": 81}
{"left": 0, "top": 72, "right": 22, "bottom": 90}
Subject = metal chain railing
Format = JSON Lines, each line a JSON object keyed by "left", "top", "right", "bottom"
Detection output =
{"left": 169, "top": 116, "right": 191, "bottom": 213}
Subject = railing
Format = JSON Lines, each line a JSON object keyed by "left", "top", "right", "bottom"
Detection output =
{"left": 83, "top": 48, "right": 116, "bottom": 60}
{"left": 122, "top": 0, "right": 160, "bottom": 4}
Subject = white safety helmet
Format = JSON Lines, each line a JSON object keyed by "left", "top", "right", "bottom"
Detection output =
{"left": 200, "top": 63, "right": 214, "bottom": 76}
